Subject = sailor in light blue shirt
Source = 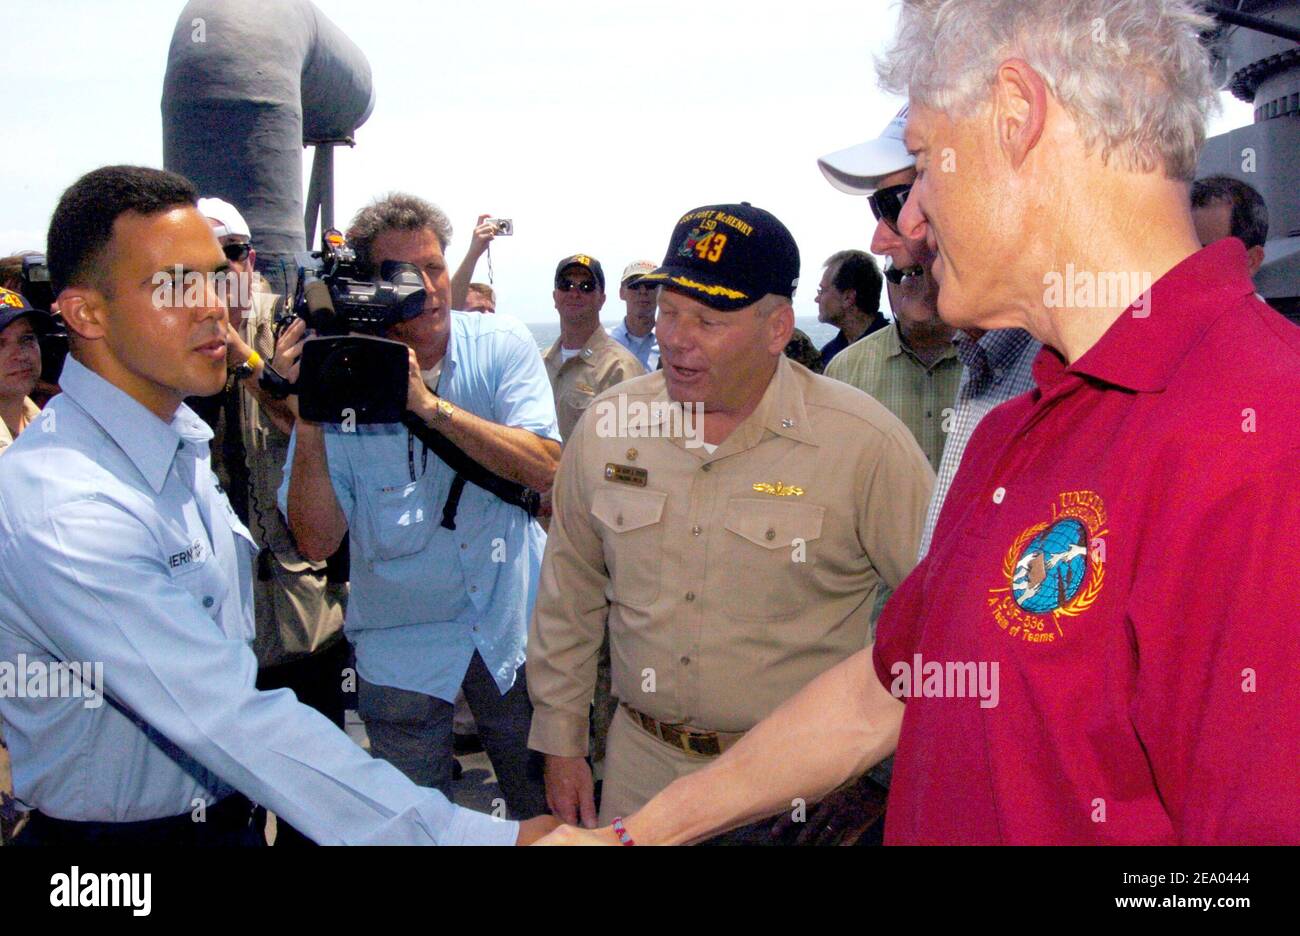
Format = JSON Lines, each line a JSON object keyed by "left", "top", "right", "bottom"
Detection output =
{"left": 610, "top": 262, "right": 661, "bottom": 371}
{"left": 0, "top": 357, "right": 515, "bottom": 845}
{"left": 279, "top": 309, "right": 560, "bottom": 703}
{"left": 0, "top": 166, "right": 537, "bottom": 845}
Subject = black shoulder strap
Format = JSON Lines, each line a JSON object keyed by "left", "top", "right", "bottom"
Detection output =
{"left": 400, "top": 413, "right": 540, "bottom": 529}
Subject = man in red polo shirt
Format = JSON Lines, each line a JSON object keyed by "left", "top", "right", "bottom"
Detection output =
{"left": 535, "top": 0, "right": 1300, "bottom": 846}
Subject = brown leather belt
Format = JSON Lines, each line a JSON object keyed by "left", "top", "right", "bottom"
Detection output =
{"left": 621, "top": 703, "right": 745, "bottom": 759}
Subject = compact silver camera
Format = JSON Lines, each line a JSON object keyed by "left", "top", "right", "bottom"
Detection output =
{"left": 486, "top": 218, "right": 513, "bottom": 236}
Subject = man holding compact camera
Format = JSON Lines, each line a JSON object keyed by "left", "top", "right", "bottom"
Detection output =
{"left": 282, "top": 193, "right": 558, "bottom": 818}
{"left": 451, "top": 214, "right": 511, "bottom": 312}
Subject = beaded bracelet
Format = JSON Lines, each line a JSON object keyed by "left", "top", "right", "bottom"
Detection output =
{"left": 612, "top": 816, "right": 636, "bottom": 846}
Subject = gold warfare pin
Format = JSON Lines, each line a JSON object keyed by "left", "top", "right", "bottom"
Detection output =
{"left": 752, "top": 481, "right": 804, "bottom": 497}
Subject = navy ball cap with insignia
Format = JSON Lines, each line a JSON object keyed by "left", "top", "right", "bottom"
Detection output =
{"left": 554, "top": 254, "right": 606, "bottom": 291}
{"left": 638, "top": 202, "right": 800, "bottom": 311}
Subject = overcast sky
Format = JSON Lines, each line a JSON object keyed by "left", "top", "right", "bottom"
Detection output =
{"left": 2, "top": 0, "right": 1255, "bottom": 323}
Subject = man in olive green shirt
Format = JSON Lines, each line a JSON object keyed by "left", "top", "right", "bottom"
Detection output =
{"left": 824, "top": 271, "right": 960, "bottom": 470}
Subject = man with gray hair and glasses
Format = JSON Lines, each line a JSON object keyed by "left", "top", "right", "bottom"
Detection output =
{"left": 536, "top": 0, "right": 1300, "bottom": 846}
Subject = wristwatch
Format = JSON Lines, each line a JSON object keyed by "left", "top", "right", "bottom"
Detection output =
{"left": 231, "top": 350, "right": 262, "bottom": 381}
{"left": 431, "top": 397, "right": 455, "bottom": 424}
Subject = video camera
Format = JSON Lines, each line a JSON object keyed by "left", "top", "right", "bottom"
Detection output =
{"left": 275, "top": 230, "right": 421, "bottom": 424}
{"left": 15, "top": 253, "right": 69, "bottom": 385}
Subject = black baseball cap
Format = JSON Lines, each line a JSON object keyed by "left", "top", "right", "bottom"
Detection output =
{"left": 0, "top": 286, "right": 54, "bottom": 335}
{"left": 554, "top": 254, "right": 606, "bottom": 291}
{"left": 638, "top": 202, "right": 800, "bottom": 311}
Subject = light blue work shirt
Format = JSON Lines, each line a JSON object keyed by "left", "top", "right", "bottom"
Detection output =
{"left": 280, "top": 311, "right": 560, "bottom": 703}
{"left": 0, "top": 356, "right": 515, "bottom": 844}
{"left": 609, "top": 320, "right": 659, "bottom": 372}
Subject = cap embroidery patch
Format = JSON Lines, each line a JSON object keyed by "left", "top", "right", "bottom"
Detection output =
{"left": 681, "top": 229, "right": 728, "bottom": 263}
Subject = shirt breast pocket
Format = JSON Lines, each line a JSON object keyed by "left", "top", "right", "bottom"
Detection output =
{"left": 563, "top": 383, "right": 597, "bottom": 410}
{"left": 359, "top": 474, "right": 437, "bottom": 562}
{"left": 590, "top": 486, "right": 667, "bottom": 607}
{"left": 721, "top": 498, "right": 825, "bottom": 621}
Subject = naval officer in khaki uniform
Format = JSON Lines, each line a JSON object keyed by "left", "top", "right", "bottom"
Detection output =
{"left": 541, "top": 253, "right": 644, "bottom": 777}
{"left": 542, "top": 254, "right": 645, "bottom": 442}
{"left": 528, "top": 203, "right": 934, "bottom": 834}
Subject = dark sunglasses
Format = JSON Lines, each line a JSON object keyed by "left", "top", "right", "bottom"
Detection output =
{"left": 556, "top": 278, "right": 598, "bottom": 293}
{"left": 222, "top": 242, "right": 252, "bottom": 263}
{"left": 868, "top": 183, "right": 912, "bottom": 234}
{"left": 883, "top": 260, "right": 923, "bottom": 285}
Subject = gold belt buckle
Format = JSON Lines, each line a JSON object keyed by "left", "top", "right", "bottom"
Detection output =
{"left": 625, "top": 704, "right": 723, "bottom": 758}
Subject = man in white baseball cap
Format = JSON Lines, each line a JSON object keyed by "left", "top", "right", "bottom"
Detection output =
{"left": 818, "top": 107, "right": 962, "bottom": 473}
{"left": 818, "top": 104, "right": 1040, "bottom": 561}
{"left": 817, "top": 105, "right": 912, "bottom": 195}
{"left": 197, "top": 195, "right": 350, "bottom": 848}
{"left": 197, "top": 196, "right": 253, "bottom": 241}
{"left": 610, "top": 260, "right": 660, "bottom": 371}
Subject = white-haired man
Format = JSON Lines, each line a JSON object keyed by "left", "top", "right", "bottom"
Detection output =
{"left": 538, "top": 0, "right": 1300, "bottom": 846}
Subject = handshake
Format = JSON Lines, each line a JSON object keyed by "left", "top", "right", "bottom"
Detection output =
{"left": 516, "top": 814, "right": 626, "bottom": 846}
{"left": 514, "top": 754, "right": 637, "bottom": 845}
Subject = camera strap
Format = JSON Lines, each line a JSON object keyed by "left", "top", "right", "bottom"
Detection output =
{"left": 400, "top": 412, "right": 541, "bottom": 530}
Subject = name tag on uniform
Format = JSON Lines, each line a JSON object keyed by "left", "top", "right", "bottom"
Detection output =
{"left": 168, "top": 538, "right": 207, "bottom": 569}
{"left": 605, "top": 463, "right": 648, "bottom": 487}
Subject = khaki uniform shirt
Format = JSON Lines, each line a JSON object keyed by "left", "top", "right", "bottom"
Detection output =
{"left": 0, "top": 398, "right": 40, "bottom": 457}
{"left": 236, "top": 285, "right": 346, "bottom": 667}
{"left": 825, "top": 322, "right": 962, "bottom": 470}
{"left": 543, "top": 327, "right": 645, "bottom": 442}
{"left": 528, "top": 356, "right": 935, "bottom": 756}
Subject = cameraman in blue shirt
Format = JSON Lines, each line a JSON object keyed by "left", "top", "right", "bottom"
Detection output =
{"left": 282, "top": 193, "right": 559, "bottom": 818}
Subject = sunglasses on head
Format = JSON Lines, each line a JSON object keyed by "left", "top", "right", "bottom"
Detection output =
{"left": 557, "top": 278, "right": 598, "bottom": 293}
{"left": 868, "top": 183, "right": 912, "bottom": 234}
{"left": 222, "top": 242, "right": 252, "bottom": 263}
